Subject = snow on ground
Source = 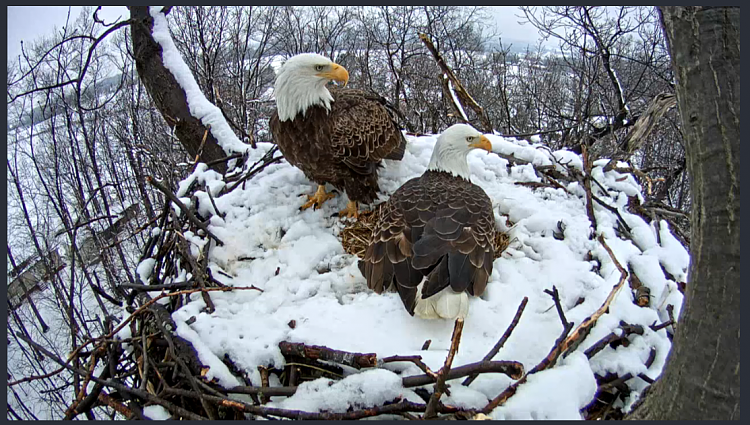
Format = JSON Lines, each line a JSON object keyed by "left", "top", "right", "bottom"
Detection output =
{"left": 140, "top": 133, "right": 688, "bottom": 419}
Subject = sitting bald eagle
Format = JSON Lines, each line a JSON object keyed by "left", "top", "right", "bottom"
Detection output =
{"left": 269, "top": 53, "right": 407, "bottom": 219}
{"left": 358, "top": 124, "right": 496, "bottom": 320}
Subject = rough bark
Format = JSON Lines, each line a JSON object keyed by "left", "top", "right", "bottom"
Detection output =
{"left": 128, "top": 6, "right": 228, "bottom": 174}
{"left": 628, "top": 6, "right": 740, "bottom": 420}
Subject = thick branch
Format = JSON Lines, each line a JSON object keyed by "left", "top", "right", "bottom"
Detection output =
{"left": 419, "top": 33, "right": 493, "bottom": 133}
{"left": 128, "top": 6, "right": 229, "bottom": 173}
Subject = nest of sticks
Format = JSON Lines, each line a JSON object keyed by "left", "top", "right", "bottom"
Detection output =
{"left": 19, "top": 148, "right": 684, "bottom": 420}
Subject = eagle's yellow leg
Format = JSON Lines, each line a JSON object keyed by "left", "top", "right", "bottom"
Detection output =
{"left": 339, "top": 200, "right": 360, "bottom": 220}
{"left": 300, "top": 185, "right": 336, "bottom": 210}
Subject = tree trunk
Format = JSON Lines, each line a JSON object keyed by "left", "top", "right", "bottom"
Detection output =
{"left": 128, "top": 6, "right": 228, "bottom": 174}
{"left": 628, "top": 6, "right": 740, "bottom": 420}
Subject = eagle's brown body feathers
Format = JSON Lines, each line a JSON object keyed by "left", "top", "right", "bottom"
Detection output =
{"left": 270, "top": 87, "right": 406, "bottom": 204}
{"left": 358, "top": 170, "right": 496, "bottom": 315}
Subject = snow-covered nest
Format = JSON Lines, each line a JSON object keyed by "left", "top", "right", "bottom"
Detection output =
{"left": 134, "top": 133, "right": 689, "bottom": 420}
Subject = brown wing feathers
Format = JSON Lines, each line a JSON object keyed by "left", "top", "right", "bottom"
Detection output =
{"left": 271, "top": 86, "right": 406, "bottom": 205}
{"left": 360, "top": 171, "right": 496, "bottom": 315}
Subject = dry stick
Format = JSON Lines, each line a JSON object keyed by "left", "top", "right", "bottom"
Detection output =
{"left": 489, "top": 151, "right": 573, "bottom": 194}
{"left": 227, "top": 385, "right": 299, "bottom": 397}
{"left": 666, "top": 304, "right": 677, "bottom": 334}
{"left": 8, "top": 366, "right": 66, "bottom": 387}
{"left": 278, "top": 341, "right": 377, "bottom": 370}
{"left": 150, "top": 319, "right": 216, "bottom": 420}
{"left": 463, "top": 297, "right": 529, "bottom": 386}
{"left": 167, "top": 387, "right": 463, "bottom": 420}
{"left": 581, "top": 144, "right": 598, "bottom": 234}
{"left": 205, "top": 152, "right": 243, "bottom": 168}
{"left": 424, "top": 318, "right": 465, "bottom": 419}
{"left": 557, "top": 235, "right": 629, "bottom": 359}
{"left": 15, "top": 333, "right": 208, "bottom": 421}
{"left": 599, "top": 346, "right": 657, "bottom": 393}
{"left": 222, "top": 360, "right": 524, "bottom": 398}
{"left": 592, "top": 194, "right": 634, "bottom": 236}
{"left": 146, "top": 175, "right": 224, "bottom": 246}
{"left": 191, "top": 125, "right": 211, "bottom": 174}
{"left": 96, "top": 393, "right": 133, "bottom": 418}
{"left": 402, "top": 360, "right": 523, "bottom": 388}
{"left": 419, "top": 33, "right": 493, "bottom": 133}
{"left": 382, "top": 355, "right": 438, "bottom": 380}
{"left": 482, "top": 290, "right": 575, "bottom": 414}
{"left": 119, "top": 282, "right": 194, "bottom": 291}
{"left": 175, "top": 232, "right": 215, "bottom": 314}
{"left": 226, "top": 146, "right": 283, "bottom": 193}
{"left": 64, "top": 348, "right": 102, "bottom": 419}
{"left": 205, "top": 182, "right": 224, "bottom": 218}
{"left": 64, "top": 286, "right": 262, "bottom": 366}
{"left": 140, "top": 330, "right": 149, "bottom": 393}
{"left": 649, "top": 320, "right": 674, "bottom": 332}
{"left": 257, "top": 366, "right": 271, "bottom": 404}
{"left": 545, "top": 287, "right": 571, "bottom": 330}
{"left": 584, "top": 323, "right": 645, "bottom": 359}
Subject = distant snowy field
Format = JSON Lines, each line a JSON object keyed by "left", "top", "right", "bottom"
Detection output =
{"left": 136, "top": 133, "right": 688, "bottom": 420}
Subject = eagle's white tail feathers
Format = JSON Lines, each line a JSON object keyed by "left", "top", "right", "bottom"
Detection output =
{"left": 413, "top": 283, "right": 469, "bottom": 320}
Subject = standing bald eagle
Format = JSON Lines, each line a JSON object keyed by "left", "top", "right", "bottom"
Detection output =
{"left": 269, "top": 53, "right": 407, "bottom": 219}
{"left": 358, "top": 124, "right": 496, "bottom": 320}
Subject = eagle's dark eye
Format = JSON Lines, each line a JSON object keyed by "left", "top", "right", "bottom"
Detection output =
{"left": 315, "top": 65, "right": 325, "bottom": 72}
{"left": 466, "top": 136, "right": 474, "bottom": 142}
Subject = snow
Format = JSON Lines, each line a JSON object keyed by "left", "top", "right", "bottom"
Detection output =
{"left": 268, "top": 368, "right": 423, "bottom": 413}
{"left": 162, "top": 134, "right": 689, "bottom": 419}
{"left": 445, "top": 74, "right": 469, "bottom": 122}
{"left": 143, "top": 405, "right": 171, "bottom": 420}
{"left": 492, "top": 353, "right": 597, "bottom": 420}
{"left": 136, "top": 258, "right": 157, "bottom": 284}
{"left": 149, "top": 7, "right": 249, "bottom": 155}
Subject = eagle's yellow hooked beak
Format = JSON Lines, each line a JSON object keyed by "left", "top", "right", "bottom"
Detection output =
{"left": 319, "top": 63, "right": 349, "bottom": 87}
{"left": 469, "top": 135, "right": 493, "bottom": 153}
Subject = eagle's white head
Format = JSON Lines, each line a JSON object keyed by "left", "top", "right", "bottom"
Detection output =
{"left": 274, "top": 53, "right": 350, "bottom": 122}
{"left": 427, "top": 123, "right": 493, "bottom": 179}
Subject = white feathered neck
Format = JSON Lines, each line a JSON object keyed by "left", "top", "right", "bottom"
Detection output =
{"left": 427, "top": 127, "right": 479, "bottom": 180}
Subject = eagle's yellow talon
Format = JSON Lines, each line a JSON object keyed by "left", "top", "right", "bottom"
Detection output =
{"left": 300, "top": 185, "right": 335, "bottom": 211}
{"left": 339, "top": 200, "right": 360, "bottom": 220}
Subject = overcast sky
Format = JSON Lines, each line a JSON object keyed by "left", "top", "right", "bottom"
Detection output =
{"left": 7, "top": 6, "right": 541, "bottom": 62}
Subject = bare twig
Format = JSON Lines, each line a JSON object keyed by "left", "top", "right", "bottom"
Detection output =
{"left": 545, "top": 287, "right": 571, "bottom": 330}
{"left": 382, "top": 355, "right": 438, "bottom": 380}
{"left": 557, "top": 235, "right": 629, "bottom": 358}
{"left": 15, "top": 333, "right": 208, "bottom": 420}
{"left": 584, "top": 322, "right": 645, "bottom": 359}
{"left": 65, "top": 286, "right": 262, "bottom": 366}
{"left": 257, "top": 366, "right": 271, "bottom": 404}
{"left": 168, "top": 387, "right": 465, "bottom": 420}
{"left": 649, "top": 320, "right": 674, "bottom": 332}
{"left": 425, "top": 318, "right": 464, "bottom": 419}
{"left": 226, "top": 146, "right": 283, "bottom": 193}
{"left": 278, "top": 341, "right": 377, "bottom": 369}
{"left": 463, "top": 297, "right": 528, "bottom": 386}
{"left": 146, "top": 176, "right": 225, "bottom": 246}
{"left": 419, "top": 33, "right": 493, "bottom": 133}
{"left": 482, "top": 291, "right": 575, "bottom": 414}
{"left": 581, "top": 144, "right": 598, "bottom": 234}
{"left": 403, "top": 360, "right": 524, "bottom": 388}
{"left": 666, "top": 304, "right": 677, "bottom": 334}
